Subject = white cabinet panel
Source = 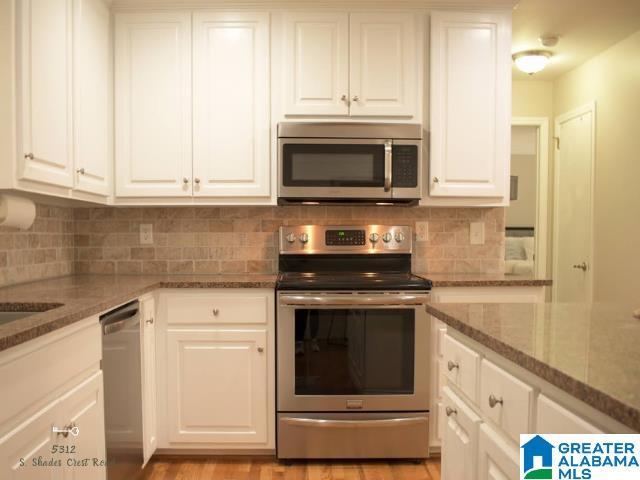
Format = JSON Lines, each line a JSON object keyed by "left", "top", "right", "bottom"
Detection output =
{"left": 140, "top": 297, "right": 157, "bottom": 465}
{"left": 115, "top": 12, "right": 192, "bottom": 197}
{"left": 430, "top": 11, "right": 511, "bottom": 197}
{"left": 167, "top": 329, "right": 268, "bottom": 444}
{"left": 349, "top": 13, "right": 416, "bottom": 117}
{"left": 282, "top": 13, "right": 349, "bottom": 115}
{"left": 17, "top": 0, "right": 73, "bottom": 188}
{"left": 73, "top": 0, "right": 110, "bottom": 196}
{"left": 443, "top": 333, "right": 480, "bottom": 402}
{"left": 193, "top": 12, "right": 270, "bottom": 197}
{"left": 536, "top": 394, "right": 603, "bottom": 434}
{"left": 441, "top": 386, "right": 481, "bottom": 480}
{"left": 478, "top": 424, "right": 519, "bottom": 480}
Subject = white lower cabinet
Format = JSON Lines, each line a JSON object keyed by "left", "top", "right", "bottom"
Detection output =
{"left": 441, "top": 387, "right": 481, "bottom": 480}
{"left": 477, "top": 424, "right": 519, "bottom": 480}
{"left": 536, "top": 394, "right": 603, "bottom": 434}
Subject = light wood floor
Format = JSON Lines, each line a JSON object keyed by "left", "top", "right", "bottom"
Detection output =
{"left": 142, "top": 456, "right": 441, "bottom": 480}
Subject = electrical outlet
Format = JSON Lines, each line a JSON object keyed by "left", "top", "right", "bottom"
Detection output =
{"left": 415, "top": 222, "right": 429, "bottom": 242}
{"left": 140, "top": 224, "right": 153, "bottom": 245}
{"left": 470, "top": 222, "right": 485, "bottom": 245}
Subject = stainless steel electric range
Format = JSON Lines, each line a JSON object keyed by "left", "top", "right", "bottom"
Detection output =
{"left": 276, "top": 225, "right": 432, "bottom": 460}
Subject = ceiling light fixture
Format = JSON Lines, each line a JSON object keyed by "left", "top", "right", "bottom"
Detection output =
{"left": 512, "top": 50, "right": 552, "bottom": 75}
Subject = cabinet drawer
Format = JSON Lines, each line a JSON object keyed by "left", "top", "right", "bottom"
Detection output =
{"left": 536, "top": 394, "right": 603, "bottom": 434}
{"left": 480, "top": 359, "right": 533, "bottom": 443}
{"left": 442, "top": 334, "right": 480, "bottom": 402}
{"left": 165, "top": 291, "right": 272, "bottom": 325}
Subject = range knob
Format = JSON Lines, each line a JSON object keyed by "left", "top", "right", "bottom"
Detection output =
{"left": 369, "top": 232, "right": 380, "bottom": 243}
{"left": 394, "top": 232, "right": 406, "bottom": 243}
{"left": 299, "top": 233, "right": 309, "bottom": 244}
{"left": 285, "top": 233, "right": 297, "bottom": 243}
{"left": 382, "top": 232, "right": 393, "bottom": 243}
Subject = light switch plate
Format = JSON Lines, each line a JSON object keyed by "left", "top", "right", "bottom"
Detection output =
{"left": 470, "top": 222, "right": 485, "bottom": 245}
{"left": 415, "top": 221, "right": 429, "bottom": 242}
{"left": 140, "top": 224, "right": 153, "bottom": 245}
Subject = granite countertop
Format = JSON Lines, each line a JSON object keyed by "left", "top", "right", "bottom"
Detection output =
{"left": 426, "top": 302, "right": 640, "bottom": 431}
{"left": 0, "top": 274, "right": 277, "bottom": 353}
{"left": 420, "top": 273, "right": 552, "bottom": 287}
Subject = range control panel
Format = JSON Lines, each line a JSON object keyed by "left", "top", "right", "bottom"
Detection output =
{"left": 279, "top": 225, "right": 412, "bottom": 254}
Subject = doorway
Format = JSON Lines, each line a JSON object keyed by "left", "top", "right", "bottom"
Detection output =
{"left": 552, "top": 103, "right": 596, "bottom": 303}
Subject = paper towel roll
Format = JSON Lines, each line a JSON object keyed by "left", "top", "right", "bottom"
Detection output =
{"left": 0, "top": 195, "right": 36, "bottom": 230}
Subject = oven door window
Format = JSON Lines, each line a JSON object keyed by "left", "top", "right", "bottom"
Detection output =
{"left": 294, "top": 309, "right": 415, "bottom": 395}
{"left": 282, "top": 144, "right": 385, "bottom": 187}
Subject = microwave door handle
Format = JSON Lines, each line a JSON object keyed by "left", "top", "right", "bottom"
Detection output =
{"left": 384, "top": 140, "right": 392, "bottom": 192}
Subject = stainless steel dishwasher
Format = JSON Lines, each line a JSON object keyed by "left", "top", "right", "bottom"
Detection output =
{"left": 100, "top": 300, "right": 143, "bottom": 480}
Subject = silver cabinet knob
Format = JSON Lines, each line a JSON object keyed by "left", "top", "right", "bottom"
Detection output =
{"left": 382, "top": 232, "right": 392, "bottom": 243}
{"left": 447, "top": 360, "right": 459, "bottom": 371}
{"left": 194, "top": 178, "right": 200, "bottom": 184}
{"left": 572, "top": 262, "right": 588, "bottom": 271}
{"left": 24, "top": 153, "right": 34, "bottom": 160}
{"left": 183, "top": 177, "right": 189, "bottom": 184}
{"left": 257, "top": 347, "right": 264, "bottom": 353}
{"left": 352, "top": 95, "right": 359, "bottom": 102}
{"left": 285, "top": 233, "right": 297, "bottom": 243}
{"left": 212, "top": 309, "right": 219, "bottom": 316}
{"left": 445, "top": 406, "right": 457, "bottom": 417}
{"left": 76, "top": 168, "right": 85, "bottom": 175}
{"left": 299, "top": 233, "right": 309, "bottom": 244}
{"left": 394, "top": 232, "right": 405, "bottom": 243}
{"left": 488, "top": 394, "right": 504, "bottom": 408}
{"left": 341, "top": 94, "right": 348, "bottom": 102}
{"left": 433, "top": 177, "right": 439, "bottom": 183}
{"left": 145, "top": 318, "right": 154, "bottom": 325}
{"left": 369, "top": 232, "right": 379, "bottom": 243}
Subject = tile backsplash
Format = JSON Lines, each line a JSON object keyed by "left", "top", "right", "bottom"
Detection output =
{"left": 73, "top": 206, "right": 505, "bottom": 276}
{"left": 0, "top": 204, "right": 75, "bottom": 288}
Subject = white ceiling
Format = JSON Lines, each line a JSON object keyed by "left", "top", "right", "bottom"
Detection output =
{"left": 512, "top": 0, "right": 640, "bottom": 80}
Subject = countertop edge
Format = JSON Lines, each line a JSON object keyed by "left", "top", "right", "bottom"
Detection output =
{"left": 425, "top": 304, "right": 640, "bottom": 432}
{"left": 429, "top": 279, "right": 553, "bottom": 287}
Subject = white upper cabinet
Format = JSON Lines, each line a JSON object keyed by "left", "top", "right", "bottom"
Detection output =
{"left": 429, "top": 11, "right": 511, "bottom": 198}
{"left": 283, "top": 12, "right": 349, "bottom": 115}
{"left": 17, "top": 0, "right": 74, "bottom": 188}
{"left": 73, "top": 0, "right": 110, "bottom": 197}
{"left": 349, "top": 13, "right": 416, "bottom": 117}
{"left": 193, "top": 12, "right": 270, "bottom": 197}
{"left": 115, "top": 12, "right": 193, "bottom": 197}
{"left": 282, "top": 12, "right": 419, "bottom": 118}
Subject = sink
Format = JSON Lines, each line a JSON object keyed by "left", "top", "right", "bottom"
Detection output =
{"left": 0, "top": 303, "right": 64, "bottom": 326}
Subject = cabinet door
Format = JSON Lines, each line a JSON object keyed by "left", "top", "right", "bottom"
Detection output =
{"left": 140, "top": 298, "right": 157, "bottom": 465}
{"left": 536, "top": 394, "right": 603, "bottom": 434}
{"left": 59, "top": 372, "right": 106, "bottom": 480}
{"left": 478, "top": 424, "right": 519, "bottom": 480}
{"left": 167, "top": 329, "right": 268, "bottom": 444}
{"left": 73, "top": 0, "right": 110, "bottom": 197}
{"left": 430, "top": 11, "right": 511, "bottom": 197}
{"left": 0, "top": 400, "right": 60, "bottom": 479}
{"left": 193, "top": 12, "right": 270, "bottom": 198}
{"left": 349, "top": 13, "right": 417, "bottom": 117}
{"left": 282, "top": 13, "right": 349, "bottom": 115}
{"left": 441, "top": 386, "right": 481, "bottom": 480}
{"left": 17, "top": 0, "right": 73, "bottom": 187}
{"left": 115, "top": 12, "right": 192, "bottom": 197}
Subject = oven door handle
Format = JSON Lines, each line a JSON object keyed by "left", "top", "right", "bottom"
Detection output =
{"left": 384, "top": 140, "right": 393, "bottom": 192}
{"left": 279, "top": 294, "right": 429, "bottom": 306}
{"left": 282, "top": 417, "right": 425, "bottom": 429}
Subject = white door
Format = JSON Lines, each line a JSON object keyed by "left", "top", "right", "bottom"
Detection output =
{"left": 59, "top": 372, "right": 106, "bottom": 480}
{"left": 167, "top": 329, "right": 268, "bottom": 444}
{"left": 193, "top": 12, "right": 270, "bottom": 198}
{"left": 140, "top": 298, "right": 157, "bottom": 465}
{"left": 17, "top": 0, "right": 73, "bottom": 188}
{"left": 477, "top": 424, "right": 519, "bottom": 480}
{"left": 73, "top": 0, "right": 110, "bottom": 197}
{"left": 441, "top": 386, "right": 481, "bottom": 480}
{"left": 115, "top": 12, "right": 192, "bottom": 197}
{"left": 430, "top": 11, "right": 511, "bottom": 197}
{"left": 553, "top": 104, "right": 595, "bottom": 302}
{"left": 282, "top": 13, "right": 349, "bottom": 116}
{"left": 349, "top": 13, "right": 417, "bottom": 117}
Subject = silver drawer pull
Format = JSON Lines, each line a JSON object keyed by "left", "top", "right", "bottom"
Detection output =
{"left": 488, "top": 394, "right": 504, "bottom": 408}
{"left": 212, "top": 309, "right": 219, "bottom": 316}
{"left": 445, "top": 407, "right": 457, "bottom": 417}
{"left": 447, "top": 360, "right": 459, "bottom": 371}
{"left": 257, "top": 347, "right": 264, "bottom": 353}
{"left": 24, "top": 152, "right": 34, "bottom": 160}
{"left": 145, "top": 318, "right": 154, "bottom": 324}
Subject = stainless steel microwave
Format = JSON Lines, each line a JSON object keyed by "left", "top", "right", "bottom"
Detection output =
{"left": 278, "top": 123, "right": 422, "bottom": 205}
